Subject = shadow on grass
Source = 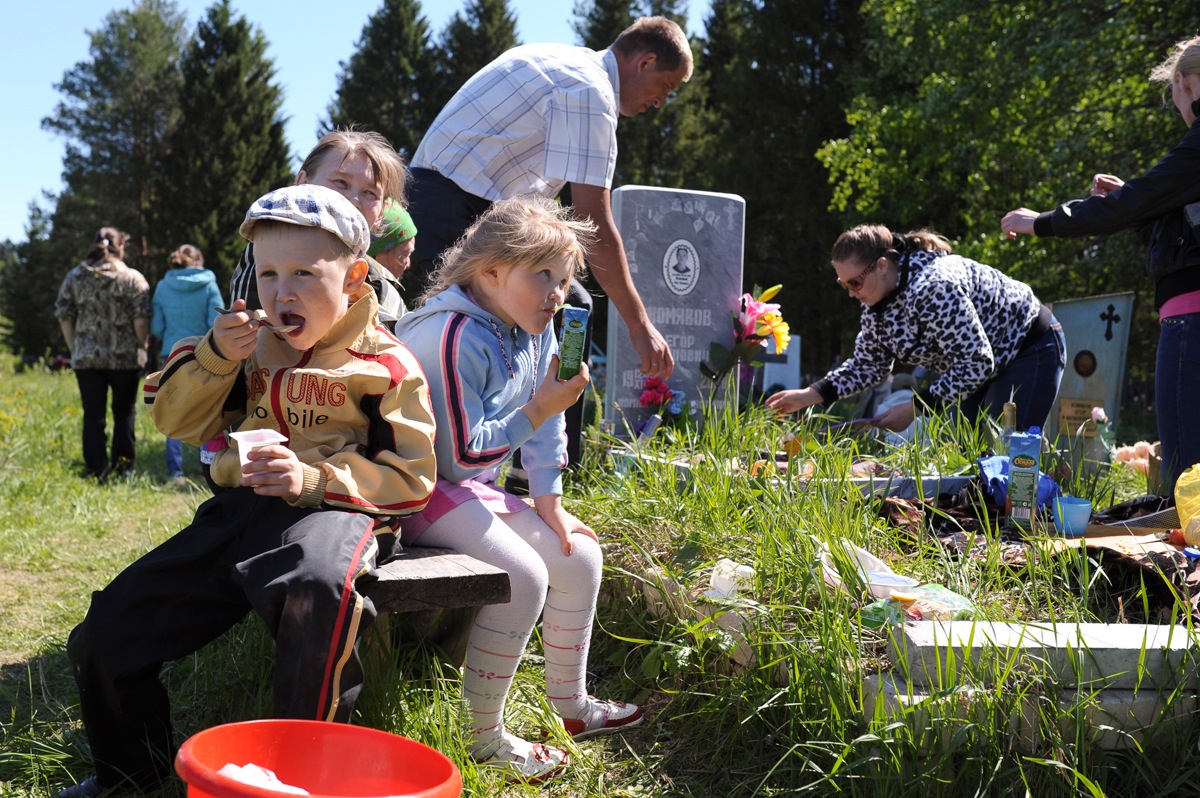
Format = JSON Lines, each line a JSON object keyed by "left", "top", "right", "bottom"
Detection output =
{"left": 0, "top": 620, "right": 276, "bottom": 798}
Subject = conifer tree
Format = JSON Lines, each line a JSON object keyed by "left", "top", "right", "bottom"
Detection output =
{"left": 432, "top": 0, "right": 520, "bottom": 111}
{"left": 694, "top": 0, "right": 865, "bottom": 376}
{"left": 156, "top": 0, "right": 293, "bottom": 289}
{"left": 17, "top": 0, "right": 186, "bottom": 359}
{"left": 325, "top": 0, "right": 438, "bottom": 162}
{"left": 571, "top": 0, "right": 636, "bottom": 47}
{"left": 41, "top": 0, "right": 187, "bottom": 276}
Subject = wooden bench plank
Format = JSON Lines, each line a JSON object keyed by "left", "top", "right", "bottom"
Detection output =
{"left": 363, "top": 547, "right": 510, "bottom": 613}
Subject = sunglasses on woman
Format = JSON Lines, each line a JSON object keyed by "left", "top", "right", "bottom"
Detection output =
{"left": 836, "top": 258, "right": 880, "bottom": 292}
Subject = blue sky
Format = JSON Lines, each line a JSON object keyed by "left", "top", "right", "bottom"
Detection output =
{"left": 1, "top": 0, "right": 707, "bottom": 244}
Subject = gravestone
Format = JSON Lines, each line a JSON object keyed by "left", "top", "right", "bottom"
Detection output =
{"left": 759, "top": 335, "right": 803, "bottom": 394}
{"left": 604, "top": 186, "right": 745, "bottom": 437}
{"left": 1045, "top": 292, "right": 1135, "bottom": 440}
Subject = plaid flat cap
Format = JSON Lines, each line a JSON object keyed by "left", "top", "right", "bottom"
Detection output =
{"left": 239, "top": 185, "right": 370, "bottom": 254}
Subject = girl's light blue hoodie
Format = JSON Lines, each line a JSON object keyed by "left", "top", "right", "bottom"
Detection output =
{"left": 395, "top": 284, "right": 566, "bottom": 497}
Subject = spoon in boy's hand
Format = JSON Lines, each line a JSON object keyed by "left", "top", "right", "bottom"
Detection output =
{"left": 215, "top": 307, "right": 299, "bottom": 333}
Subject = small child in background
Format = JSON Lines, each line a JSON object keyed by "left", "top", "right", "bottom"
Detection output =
{"left": 150, "top": 243, "right": 223, "bottom": 485}
{"left": 395, "top": 196, "right": 641, "bottom": 784}
{"left": 59, "top": 185, "right": 437, "bottom": 798}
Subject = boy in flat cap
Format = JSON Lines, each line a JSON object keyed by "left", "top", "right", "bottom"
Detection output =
{"left": 60, "top": 185, "right": 438, "bottom": 798}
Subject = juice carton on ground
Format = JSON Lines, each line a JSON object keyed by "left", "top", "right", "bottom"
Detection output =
{"left": 1007, "top": 427, "right": 1041, "bottom": 531}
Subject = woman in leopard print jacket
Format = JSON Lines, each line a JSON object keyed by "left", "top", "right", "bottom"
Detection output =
{"left": 766, "top": 225, "right": 1064, "bottom": 434}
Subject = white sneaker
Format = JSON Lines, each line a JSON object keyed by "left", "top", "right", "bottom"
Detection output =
{"left": 562, "top": 697, "right": 644, "bottom": 740}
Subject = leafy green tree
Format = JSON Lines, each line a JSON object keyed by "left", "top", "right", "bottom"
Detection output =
{"left": 42, "top": 0, "right": 187, "bottom": 275}
{"left": 819, "top": 0, "right": 1200, "bottom": 387}
{"left": 432, "top": 0, "right": 520, "bottom": 112}
{"left": 156, "top": 0, "right": 294, "bottom": 289}
{"left": 325, "top": 0, "right": 438, "bottom": 162}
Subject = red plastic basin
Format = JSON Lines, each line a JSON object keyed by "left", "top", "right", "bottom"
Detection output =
{"left": 174, "top": 719, "right": 461, "bottom": 798}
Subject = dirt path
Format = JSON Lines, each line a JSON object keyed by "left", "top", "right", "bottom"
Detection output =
{"left": 0, "top": 491, "right": 199, "bottom": 667}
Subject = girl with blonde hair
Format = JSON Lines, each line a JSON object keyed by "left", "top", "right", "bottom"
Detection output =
{"left": 395, "top": 197, "right": 641, "bottom": 784}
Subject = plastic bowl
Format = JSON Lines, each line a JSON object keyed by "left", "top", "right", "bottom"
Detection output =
{"left": 1053, "top": 496, "right": 1093, "bottom": 537}
{"left": 175, "top": 719, "right": 461, "bottom": 798}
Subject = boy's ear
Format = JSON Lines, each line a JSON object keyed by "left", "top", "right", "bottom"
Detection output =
{"left": 344, "top": 257, "right": 369, "bottom": 293}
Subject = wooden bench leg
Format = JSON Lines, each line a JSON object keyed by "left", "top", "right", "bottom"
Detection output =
{"left": 395, "top": 607, "right": 480, "bottom": 667}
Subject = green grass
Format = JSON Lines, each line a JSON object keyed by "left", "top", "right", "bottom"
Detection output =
{"left": 1, "top": 354, "right": 1196, "bottom": 797}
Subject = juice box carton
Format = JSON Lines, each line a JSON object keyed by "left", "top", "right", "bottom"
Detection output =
{"left": 1007, "top": 426, "right": 1041, "bottom": 531}
{"left": 556, "top": 305, "right": 589, "bottom": 380}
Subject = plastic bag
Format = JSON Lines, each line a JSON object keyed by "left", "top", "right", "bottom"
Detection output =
{"left": 859, "top": 584, "right": 976, "bottom": 628}
{"left": 705, "top": 558, "right": 756, "bottom": 598}
{"left": 1176, "top": 463, "right": 1200, "bottom": 544}
{"left": 819, "top": 539, "right": 919, "bottom": 600}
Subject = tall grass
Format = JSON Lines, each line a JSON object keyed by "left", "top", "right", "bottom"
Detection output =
{"left": 2, "top": 356, "right": 1195, "bottom": 797}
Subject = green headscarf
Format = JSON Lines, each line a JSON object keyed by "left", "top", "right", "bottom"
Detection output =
{"left": 368, "top": 199, "right": 418, "bottom": 256}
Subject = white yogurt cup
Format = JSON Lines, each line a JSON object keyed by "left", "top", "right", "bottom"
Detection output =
{"left": 229, "top": 429, "right": 288, "bottom": 467}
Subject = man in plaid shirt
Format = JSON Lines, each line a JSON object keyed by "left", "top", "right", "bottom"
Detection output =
{"left": 409, "top": 16, "right": 692, "bottom": 384}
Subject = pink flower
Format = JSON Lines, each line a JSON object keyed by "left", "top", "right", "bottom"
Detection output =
{"left": 736, "top": 293, "right": 781, "bottom": 343}
{"left": 1091, "top": 407, "right": 1108, "bottom": 423}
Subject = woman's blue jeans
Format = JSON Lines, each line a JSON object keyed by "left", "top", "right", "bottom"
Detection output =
{"left": 165, "top": 437, "right": 184, "bottom": 478}
{"left": 957, "top": 322, "right": 1066, "bottom": 432}
{"left": 1156, "top": 312, "right": 1200, "bottom": 494}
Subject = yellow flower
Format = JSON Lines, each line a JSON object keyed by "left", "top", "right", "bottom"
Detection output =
{"left": 757, "top": 284, "right": 783, "bottom": 303}
{"left": 756, "top": 312, "right": 791, "bottom": 353}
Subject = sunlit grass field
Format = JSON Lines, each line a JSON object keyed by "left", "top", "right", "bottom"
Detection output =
{"left": 2, "top": 352, "right": 1196, "bottom": 798}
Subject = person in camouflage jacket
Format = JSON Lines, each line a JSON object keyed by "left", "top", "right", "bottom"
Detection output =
{"left": 55, "top": 227, "right": 151, "bottom": 480}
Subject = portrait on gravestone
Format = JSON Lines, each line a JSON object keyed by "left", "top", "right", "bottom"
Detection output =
{"left": 664, "top": 240, "right": 700, "bottom": 296}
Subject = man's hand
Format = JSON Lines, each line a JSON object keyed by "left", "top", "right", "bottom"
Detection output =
{"left": 629, "top": 321, "right": 674, "bottom": 378}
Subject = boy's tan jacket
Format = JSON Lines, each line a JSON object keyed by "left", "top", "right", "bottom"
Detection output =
{"left": 144, "top": 290, "right": 436, "bottom": 516}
